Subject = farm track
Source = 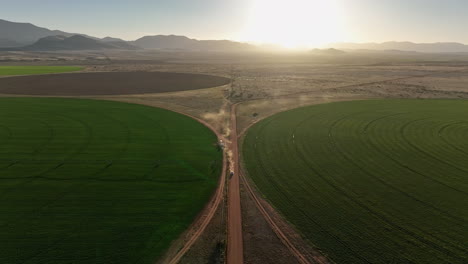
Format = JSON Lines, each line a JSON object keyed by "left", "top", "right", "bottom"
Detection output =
{"left": 251, "top": 115, "right": 369, "bottom": 263}
{"left": 227, "top": 103, "right": 244, "bottom": 264}
{"left": 230, "top": 71, "right": 468, "bottom": 262}
{"left": 239, "top": 169, "right": 326, "bottom": 264}
{"left": 4, "top": 67, "right": 467, "bottom": 263}
{"left": 156, "top": 107, "right": 228, "bottom": 264}
{"left": 234, "top": 103, "right": 330, "bottom": 264}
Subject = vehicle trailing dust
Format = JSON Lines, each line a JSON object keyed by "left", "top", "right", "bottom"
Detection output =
{"left": 202, "top": 100, "right": 231, "bottom": 137}
{"left": 225, "top": 149, "right": 235, "bottom": 174}
{"left": 223, "top": 126, "right": 232, "bottom": 140}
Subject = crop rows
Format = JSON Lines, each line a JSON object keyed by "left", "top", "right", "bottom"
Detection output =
{"left": 0, "top": 98, "right": 222, "bottom": 264}
{"left": 243, "top": 100, "right": 468, "bottom": 264}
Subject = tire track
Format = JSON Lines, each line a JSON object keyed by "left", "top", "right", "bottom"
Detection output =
{"left": 400, "top": 118, "right": 468, "bottom": 175}
{"left": 226, "top": 103, "right": 244, "bottom": 264}
{"left": 159, "top": 107, "right": 227, "bottom": 264}
{"left": 325, "top": 114, "right": 466, "bottom": 260}
{"left": 364, "top": 115, "right": 468, "bottom": 195}
{"left": 0, "top": 103, "right": 227, "bottom": 264}
{"left": 238, "top": 109, "right": 333, "bottom": 264}
{"left": 239, "top": 169, "right": 329, "bottom": 264}
{"left": 438, "top": 122, "right": 468, "bottom": 157}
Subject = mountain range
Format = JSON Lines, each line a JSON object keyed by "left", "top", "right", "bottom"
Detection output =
{"left": 131, "top": 35, "right": 254, "bottom": 51}
{"left": 1, "top": 19, "right": 468, "bottom": 53}
{"left": 20, "top": 35, "right": 140, "bottom": 51}
{"left": 0, "top": 19, "right": 96, "bottom": 47}
{"left": 0, "top": 19, "right": 256, "bottom": 52}
{"left": 328, "top": 41, "right": 468, "bottom": 53}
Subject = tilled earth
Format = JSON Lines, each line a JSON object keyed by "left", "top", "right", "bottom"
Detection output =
{"left": 0, "top": 71, "right": 230, "bottom": 95}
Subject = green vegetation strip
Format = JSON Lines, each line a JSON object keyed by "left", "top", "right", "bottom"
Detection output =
{"left": 0, "top": 98, "right": 222, "bottom": 264}
{"left": 243, "top": 100, "right": 468, "bottom": 264}
{"left": 0, "top": 66, "right": 82, "bottom": 76}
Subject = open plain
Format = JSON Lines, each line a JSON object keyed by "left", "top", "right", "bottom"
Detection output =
{"left": 0, "top": 50, "right": 467, "bottom": 264}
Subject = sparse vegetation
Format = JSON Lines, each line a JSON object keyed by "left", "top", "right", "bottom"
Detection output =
{"left": 243, "top": 100, "right": 468, "bottom": 264}
{"left": 0, "top": 98, "right": 222, "bottom": 264}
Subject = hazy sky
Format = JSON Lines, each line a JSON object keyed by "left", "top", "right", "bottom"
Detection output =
{"left": 1, "top": 0, "right": 467, "bottom": 46}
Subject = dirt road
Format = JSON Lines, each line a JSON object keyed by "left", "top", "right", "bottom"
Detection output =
{"left": 227, "top": 103, "right": 244, "bottom": 264}
{"left": 228, "top": 101, "right": 326, "bottom": 264}
{"left": 237, "top": 106, "right": 330, "bottom": 264}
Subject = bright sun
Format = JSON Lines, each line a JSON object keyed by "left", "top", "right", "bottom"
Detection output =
{"left": 242, "top": 0, "right": 345, "bottom": 48}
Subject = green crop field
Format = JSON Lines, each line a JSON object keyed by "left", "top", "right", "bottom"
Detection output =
{"left": 0, "top": 66, "right": 82, "bottom": 76}
{"left": 243, "top": 100, "right": 468, "bottom": 264}
{"left": 0, "top": 98, "right": 222, "bottom": 264}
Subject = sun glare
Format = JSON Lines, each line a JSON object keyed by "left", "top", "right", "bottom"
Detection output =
{"left": 242, "top": 0, "right": 345, "bottom": 48}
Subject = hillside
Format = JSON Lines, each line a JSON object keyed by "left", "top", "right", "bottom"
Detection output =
{"left": 23, "top": 35, "right": 139, "bottom": 51}
{"left": 310, "top": 48, "right": 346, "bottom": 55}
{"left": 0, "top": 19, "right": 254, "bottom": 52}
{"left": 0, "top": 19, "right": 95, "bottom": 47}
{"left": 132, "top": 35, "right": 255, "bottom": 51}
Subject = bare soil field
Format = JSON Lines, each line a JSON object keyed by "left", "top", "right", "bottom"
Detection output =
{"left": 0, "top": 71, "right": 230, "bottom": 95}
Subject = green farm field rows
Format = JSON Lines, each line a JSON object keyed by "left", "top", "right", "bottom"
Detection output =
{"left": 243, "top": 100, "right": 468, "bottom": 264}
{"left": 0, "top": 66, "right": 82, "bottom": 76}
{"left": 0, "top": 98, "right": 222, "bottom": 264}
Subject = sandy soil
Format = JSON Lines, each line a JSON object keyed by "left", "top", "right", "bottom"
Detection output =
{"left": 99, "top": 85, "right": 231, "bottom": 136}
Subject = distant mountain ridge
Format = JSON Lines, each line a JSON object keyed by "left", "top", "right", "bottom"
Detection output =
{"left": 0, "top": 38, "right": 21, "bottom": 47}
{"left": 0, "top": 19, "right": 255, "bottom": 51}
{"left": 0, "top": 19, "right": 96, "bottom": 47}
{"left": 21, "top": 35, "right": 139, "bottom": 51}
{"left": 3, "top": 18, "right": 467, "bottom": 53}
{"left": 131, "top": 35, "right": 255, "bottom": 51}
{"left": 310, "top": 48, "right": 346, "bottom": 55}
{"left": 101, "top": 37, "right": 126, "bottom": 42}
{"left": 328, "top": 41, "right": 468, "bottom": 53}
